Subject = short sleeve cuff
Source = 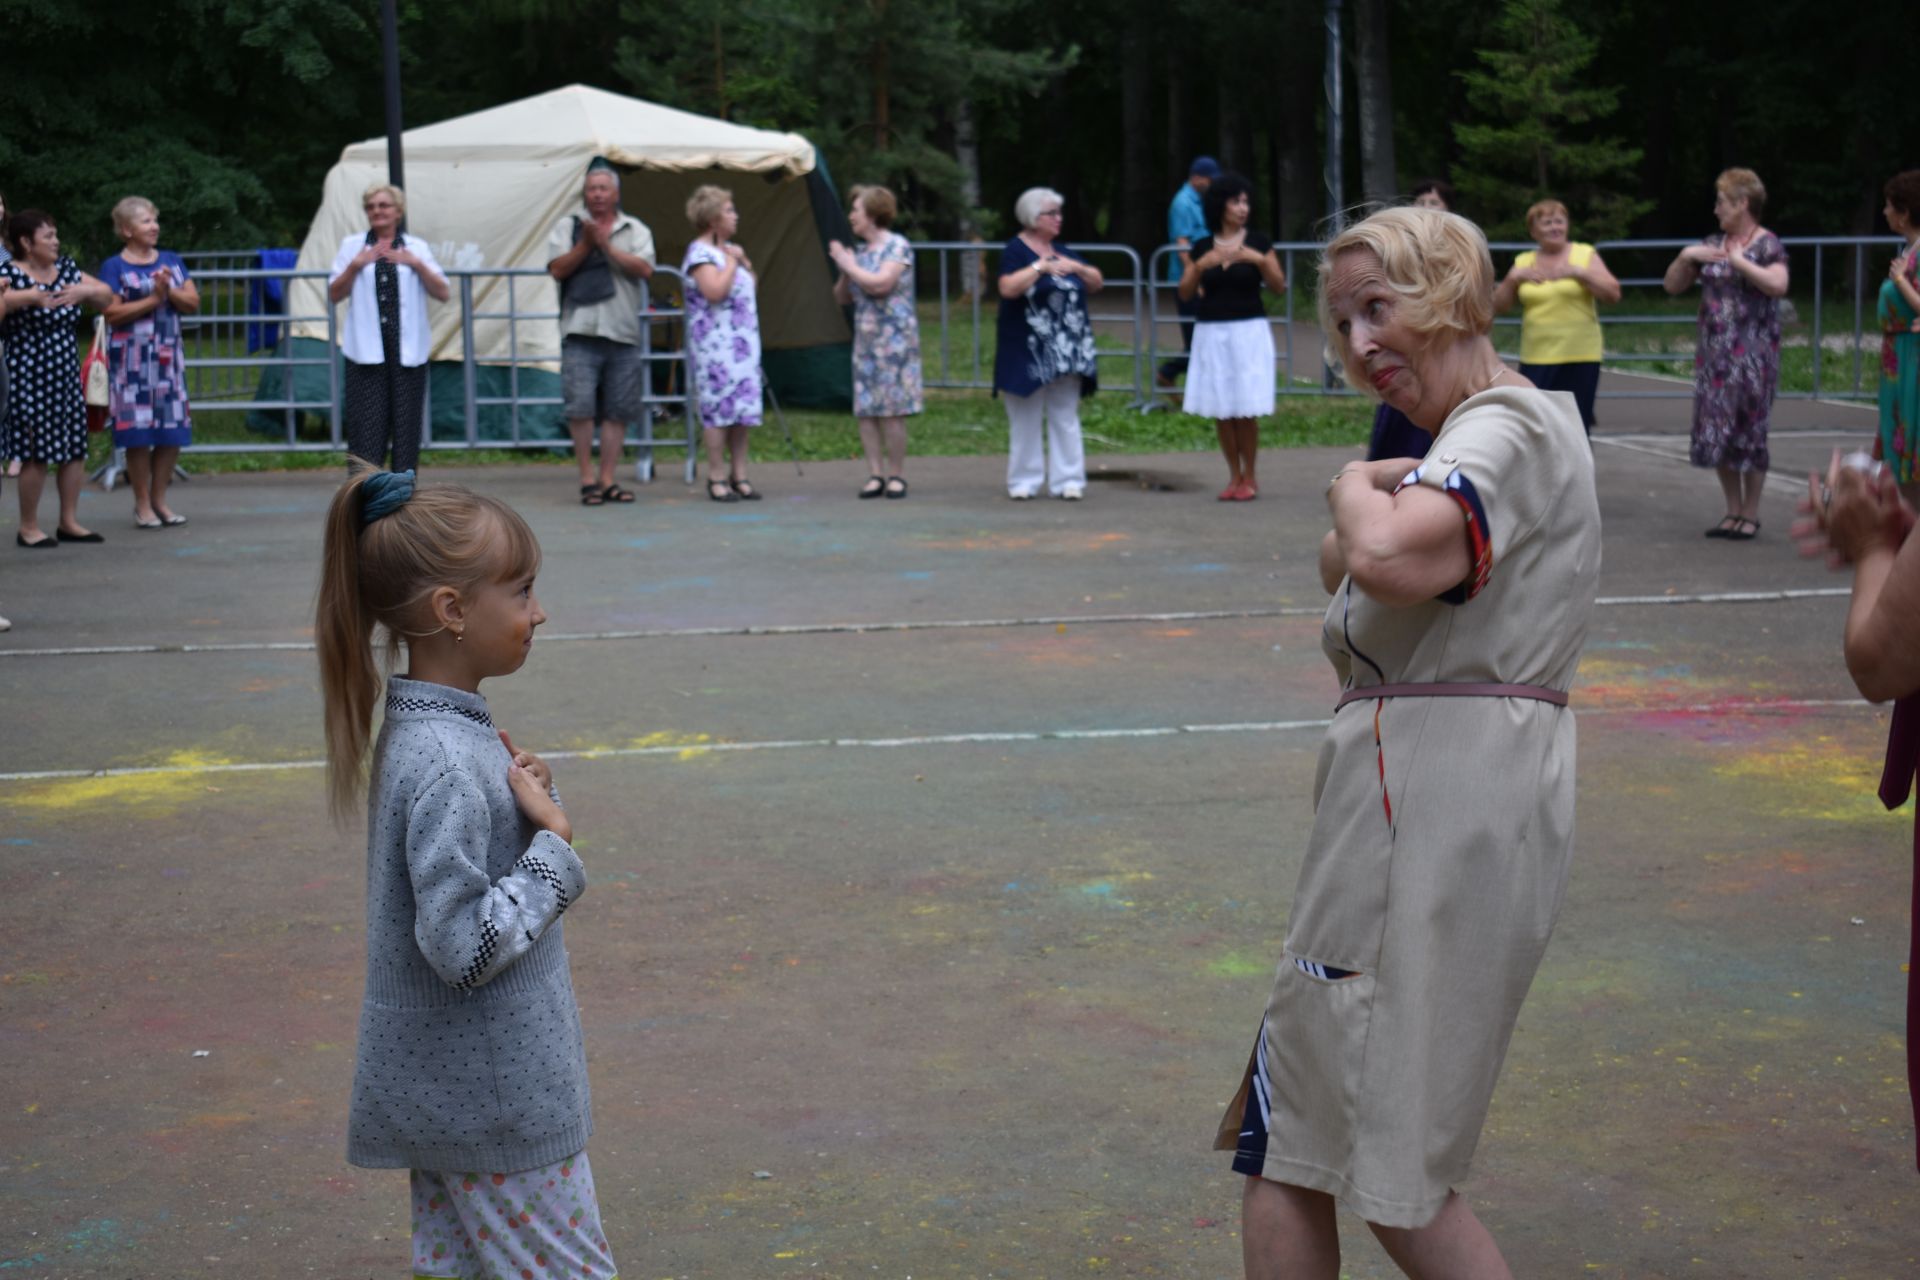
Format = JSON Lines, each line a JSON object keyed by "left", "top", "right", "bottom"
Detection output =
{"left": 1407, "top": 461, "right": 1493, "bottom": 603}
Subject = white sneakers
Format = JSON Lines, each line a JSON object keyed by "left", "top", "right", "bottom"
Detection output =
{"left": 1060, "top": 484, "right": 1084, "bottom": 501}
{"left": 1008, "top": 486, "right": 1038, "bottom": 500}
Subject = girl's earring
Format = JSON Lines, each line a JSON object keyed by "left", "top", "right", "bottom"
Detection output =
{"left": 454, "top": 629, "right": 464, "bottom": 643}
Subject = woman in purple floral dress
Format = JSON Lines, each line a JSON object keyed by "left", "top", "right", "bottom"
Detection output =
{"left": 1663, "top": 168, "right": 1790, "bottom": 541}
{"left": 682, "top": 185, "right": 764, "bottom": 503}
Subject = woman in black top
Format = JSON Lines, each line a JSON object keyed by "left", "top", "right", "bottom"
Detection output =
{"left": 1179, "top": 172, "right": 1286, "bottom": 500}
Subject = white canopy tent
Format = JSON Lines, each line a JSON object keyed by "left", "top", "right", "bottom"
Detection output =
{"left": 288, "top": 84, "right": 851, "bottom": 387}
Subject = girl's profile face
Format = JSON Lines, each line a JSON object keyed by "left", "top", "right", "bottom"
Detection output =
{"left": 461, "top": 549, "right": 546, "bottom": 677}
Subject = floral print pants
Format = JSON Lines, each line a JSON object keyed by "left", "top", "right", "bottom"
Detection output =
{"left": 409, "top": 1150, "right": 617, "bottom": 1279}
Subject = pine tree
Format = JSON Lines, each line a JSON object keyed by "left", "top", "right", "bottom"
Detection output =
{"left": 1451, "top": 0, "right": 1653, "bottom": 240}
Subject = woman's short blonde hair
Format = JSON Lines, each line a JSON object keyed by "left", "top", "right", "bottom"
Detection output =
{"left": 1716, "top": 168, "right": 1766, "bottom": 221}
{"left": 1013, "top": 187, "right": 1064, "bottom": 230}
{"left": 1525, "top": 199, "right": 1568, "bottom": 234}
{"left": 1316, "top": 206, "right": 1496, "bottom": 396}
{"left": 362, "top": 183, "right": 406, "bottom": 216}
{"left": 851, "top": 184, "right": 897, "bottom": 229}
{"left": 111, "top": 196, "right": 157, "bottom": 238}
{"left": 685, "top": 185, "right": 733, "bottom": 233}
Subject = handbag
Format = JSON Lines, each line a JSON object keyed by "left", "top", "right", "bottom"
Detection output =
{"left": 82, "top": 316, "right": 110, "bottom": 431}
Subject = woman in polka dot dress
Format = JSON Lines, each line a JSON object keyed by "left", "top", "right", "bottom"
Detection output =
{"left": 1, "top": 209, "right": 113, "bottom": 548}
{"left": 318, "top": 467, "right": 620, "bottom": 1280}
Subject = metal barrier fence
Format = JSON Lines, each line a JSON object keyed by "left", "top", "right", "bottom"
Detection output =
{"left": 166, "top": 234, "right": 1903, "bottom": 461}
{"left": 167, "top": 262, "right": 699, "bottom": 480}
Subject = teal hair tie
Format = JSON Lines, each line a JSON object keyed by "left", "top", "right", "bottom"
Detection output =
{"left": 360, "top": 470, "right": 416, "bottom": 525}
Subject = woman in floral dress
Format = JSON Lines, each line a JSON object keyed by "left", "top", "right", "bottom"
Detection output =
{"left": 830, "top": 184, "right": 922, "bottom": 499}
{"left": 682, "top": 185, "right": 763, "bottom": 503}
{"left": 100, "top": 196, "right": 199, "bottom": 528}
{"left": 1663, "top": 168, "right": 1789, "bottom": 541}
{"left": 992, "top": 187, "right": 1103, "bottom": 501}
{"left": 1877, "top": 169, "right": 1920, "bottom": 504}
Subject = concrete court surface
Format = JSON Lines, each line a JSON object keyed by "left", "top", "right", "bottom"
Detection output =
{"left": 2, "top": 418, "right": 1917, "bottom": 1279}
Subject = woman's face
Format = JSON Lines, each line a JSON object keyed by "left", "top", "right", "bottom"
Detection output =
{"left": 363, "top": 192, "right": 401, "bottom": 236}
{"left": 1412, "top": 190, "right": 1449, "bottom": 212}
{"left": 123, "top": 207, "right": 161, "bottom": 250}
{"left": 716, "top": 201, "right": 739, "bottom": 239}
{"left": 1325, "top": 247, "right": 1429, "bottom": 415}
{"left": 848, "top": 201, "right": 872, "bottom": 238}
{"left": 1224, "top": 192, "right": 1251, "bottom": 229}
{"left": 1884, "top": 198, "right": 1914, "bottom": 237}
{"left": 1030, "top": 203, "right": 1063, "bottom": 238}
{"left": 1713, "top": 188, "right": 1747, "bottom": 231}
{"left": 27, "top": 222, "right": 59, "bottom": 264}
{"left": 1531, "top": 210, "right": 1569, "bottom": 249}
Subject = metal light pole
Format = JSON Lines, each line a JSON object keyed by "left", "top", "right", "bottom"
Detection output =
{"left": 381, "top": 0, "right": 406, "bottom": 194}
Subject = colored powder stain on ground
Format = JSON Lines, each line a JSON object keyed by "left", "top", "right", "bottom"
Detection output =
{"left": 571, "top": 731, "right": 717, "bottom": 762}
{"left": 1205, "top": 950, "right": 1272, "bottom": 979}
{"left": 1713, "top": 737, "right": 1909, "bottom": 822}
{"left": 5, "top": 750, "right": 246, "bottom": 814}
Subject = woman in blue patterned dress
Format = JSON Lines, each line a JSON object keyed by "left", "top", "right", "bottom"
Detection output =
{"left": 993, "top": 187, "right": 1103, "bottom": 501}
{"left": 2, "top": 209, "right": 113, "bottom": 548}
{"left": 1663, "top": 168, "right": 1789, "bottom": 542}
{"left": 100, "top": 197, "right": 199, "bottom": 528}
{"left": 682, "top": 185, "right": 764, "bottom": 503}
{"left": 830, "top": 184, "right": 922, "bottom": 499}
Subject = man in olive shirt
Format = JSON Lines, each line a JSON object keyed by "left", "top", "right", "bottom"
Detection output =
{"left": 547, "top": 158, "right": 655, "bottom": 503}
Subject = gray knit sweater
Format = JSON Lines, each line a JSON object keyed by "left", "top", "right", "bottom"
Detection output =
{"left": 347, "top": 676, "right": 592, "bottom": 1173}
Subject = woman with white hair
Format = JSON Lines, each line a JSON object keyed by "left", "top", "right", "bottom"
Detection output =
{"left": 993, "top": 186, "right": 1103, "bottom": 500}
{"left": 327, "top": 182, "right": 449, "bottom": 473}
{"left": 1218, "top": 205, "right": 1599, "bottom": 1279}
{"left": 100, "top": 196, "right": 199, "bottom": 527}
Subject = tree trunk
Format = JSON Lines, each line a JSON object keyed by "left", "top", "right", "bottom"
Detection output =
{"left": 1354, "top": 0, "right": 1396, "bottom": 203}
{"left": 953, "top": 97, "right": 985, "bottom": 299}
{"left": 1119, "top": 7, "right": 1157, "bottom": 252}
{"left": 712, "top": 16, "right": 727, "bottom": 119}
{"left": 872, "top": 0, "right": 890, "bottom": 151}
{"left": 1279, "top": 48, "right": 1318, "bottom": 238}
{"left": 1165, "top": 59, "right": 1188, "bottom": 193}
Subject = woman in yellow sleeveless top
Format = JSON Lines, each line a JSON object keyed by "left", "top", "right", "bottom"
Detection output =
{"left": 1492, "top": 199, "right": 1620, "bottom": 433}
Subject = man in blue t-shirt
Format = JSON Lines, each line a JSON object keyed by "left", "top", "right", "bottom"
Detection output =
{"left": 1157, "top": 156, "right": 1218, "bottom": 391}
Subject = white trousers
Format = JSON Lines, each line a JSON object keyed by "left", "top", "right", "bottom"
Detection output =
{"left": 1004, "top": 376, "right": 1087, "bottom": 495}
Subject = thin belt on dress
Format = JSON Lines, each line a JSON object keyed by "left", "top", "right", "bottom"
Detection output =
{"left": 1335, "top": 681, "right": 1569, "bottom": 710}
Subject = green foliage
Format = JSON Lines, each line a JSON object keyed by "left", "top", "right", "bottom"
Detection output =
{"left": 1451, "top": 0, "right": 1654, "bottom": 239}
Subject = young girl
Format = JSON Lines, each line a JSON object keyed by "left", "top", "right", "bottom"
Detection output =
{"left": 318, "top": 467, "right": 619, "bottom": 1279}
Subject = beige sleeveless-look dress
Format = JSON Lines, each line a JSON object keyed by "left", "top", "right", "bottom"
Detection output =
{"left": 1217, "top": 385, "right": 1601, "bottom": 1228}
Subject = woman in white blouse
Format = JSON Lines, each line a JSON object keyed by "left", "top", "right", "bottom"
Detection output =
{"left": 327, "top": 183, "right": 448, "bottom": 472}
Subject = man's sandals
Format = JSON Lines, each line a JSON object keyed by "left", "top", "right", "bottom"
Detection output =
{"left": 581, "top": 483, "right": 635, "bottom": 506}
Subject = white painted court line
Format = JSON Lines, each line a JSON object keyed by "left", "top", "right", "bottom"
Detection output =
{"left": 0, "top": 590, "right": 1853, "bottom": 660}
{"left": 0, "top": 698, "right": 1872, "bottom": 785}
{"left": 1591, "top": 435, "right": 1815, "bottom": 496}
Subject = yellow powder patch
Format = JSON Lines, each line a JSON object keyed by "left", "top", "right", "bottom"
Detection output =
{"left": 6, "top": 750, "right": 247, "bottom": 814}
{"left": 1713, "top": 738, "right": 1905, "bottom": 822}
{"left": 569, "top": 730, "right": 718, "bottom": 763}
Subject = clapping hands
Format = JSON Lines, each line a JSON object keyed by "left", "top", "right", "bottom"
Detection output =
{"left": 1790, "top": 450, "right": 1915, "bottom": 568}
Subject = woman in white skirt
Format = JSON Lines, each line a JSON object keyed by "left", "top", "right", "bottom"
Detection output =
{"left": 1179, "top": 171, "right": 1286, "bottom": 501}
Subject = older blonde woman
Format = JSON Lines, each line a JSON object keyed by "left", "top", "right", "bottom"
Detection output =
{"left": 682, "top": 184, "right": 763, "bottom": 502}
{"left": 1218, "top": 206, "right": 1600, "bottom": 1279}
{"left": 1663, "top": 168, "right": 1789, "bottom": 540}
{"left": 100, "top": 196, "right": 200, "bottom": 527}
{"left": 830, "top": 184, "right": 922, "bottom": 498}
{"left": 993, "top": 187, "right": 1103, "bottom": 500}
{"left": 327, "top": 183, "right": 449, "bottom": 473}
{"left": 1491, "top": 199, "right": 1620, "bottom": 433}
